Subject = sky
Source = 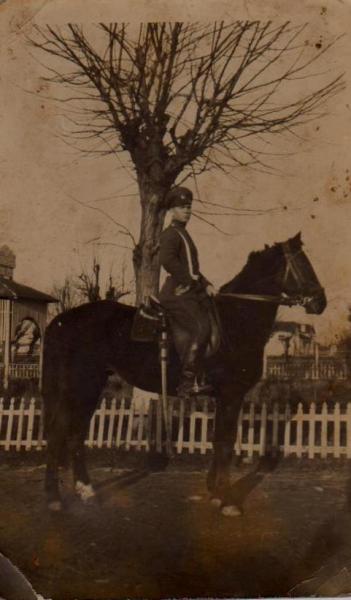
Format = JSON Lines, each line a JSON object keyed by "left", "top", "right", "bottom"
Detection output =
{"left": 1, "top": 0, "right": 351, "bottom": 343}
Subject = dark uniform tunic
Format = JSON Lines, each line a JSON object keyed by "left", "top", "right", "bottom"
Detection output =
{"left": 159, "top": 220, "right": 211, "bottom": 360}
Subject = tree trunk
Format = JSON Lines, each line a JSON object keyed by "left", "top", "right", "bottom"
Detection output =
{"left": 133, "top": 181, "right": 167, "bottom": 305}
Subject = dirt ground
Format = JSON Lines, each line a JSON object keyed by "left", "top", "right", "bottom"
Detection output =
{"left": 2, "top": 452, "right": 351, "bottom": 599}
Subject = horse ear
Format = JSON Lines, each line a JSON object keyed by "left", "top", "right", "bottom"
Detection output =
{"left": 291, "top": 231, "right": 302, "bottom": 245}
{"left": 264, "top": 244, "right": 269, "bottom": 250}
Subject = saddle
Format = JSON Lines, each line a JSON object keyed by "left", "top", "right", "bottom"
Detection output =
{"left": 131, "top": 295, "right": 222, "bottom": 359}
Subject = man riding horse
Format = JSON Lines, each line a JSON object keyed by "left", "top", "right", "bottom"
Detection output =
{"left": 42, "top": 214, "right": 326, "bottom": 511}
{"left": 159, "top": 185, "right": 217, "bottom": 398}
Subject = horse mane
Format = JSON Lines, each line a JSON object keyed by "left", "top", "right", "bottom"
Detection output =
{"left": 220, "top": 233, "right": 303, "bottom": 295}
{"left": 219, "top": 243, "right": 277, "bottom": 294}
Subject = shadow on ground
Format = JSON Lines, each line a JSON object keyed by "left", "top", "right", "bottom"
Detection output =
{"left": 1, "top": 454, "right": 351, "bottom": 599}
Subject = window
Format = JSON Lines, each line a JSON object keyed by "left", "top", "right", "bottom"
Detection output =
{"left": 12, "top": 318, "right": 41, "bottom": 362}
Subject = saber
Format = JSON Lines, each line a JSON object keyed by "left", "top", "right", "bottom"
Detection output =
{"left": 159, "top": 311, "right": 173, "bottom": 457}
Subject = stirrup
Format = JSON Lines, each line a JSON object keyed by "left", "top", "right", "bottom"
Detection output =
{"left": 177, "top": 376, "right": 194, "bottom": 399}
{"left": 177, "top": 378, "right": 213, "bottom": 399}
{"left": 191, "top": 381, "right": 214, "bottom": 396}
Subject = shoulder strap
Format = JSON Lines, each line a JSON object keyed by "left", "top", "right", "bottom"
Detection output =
{"left": 173, "top": 227, "right": 199, "bottom": 281}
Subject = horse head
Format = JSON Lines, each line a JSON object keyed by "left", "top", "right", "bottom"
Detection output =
{"left": 221, "top": 232, "right": 326, "bottom": 315}
{"left": 279, "top": 232, "right": 326, "bottom": 314}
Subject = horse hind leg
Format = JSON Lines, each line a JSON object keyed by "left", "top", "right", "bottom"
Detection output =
{"left": 45, "top": 427, "right": 67, "bottom": 512}
{"left": 70, "top": 429, "right": 96, "bottom": 503}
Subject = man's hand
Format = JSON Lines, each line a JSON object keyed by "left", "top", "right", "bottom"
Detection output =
{"left": 206, "top": 284, "right": 218, "bottom": 297}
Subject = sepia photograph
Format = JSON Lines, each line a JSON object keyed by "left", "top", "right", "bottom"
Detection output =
{"left": 1, "top": 0, "right": 351, "bottom": 598}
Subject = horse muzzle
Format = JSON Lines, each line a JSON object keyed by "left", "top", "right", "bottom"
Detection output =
{"left": 304, "top": 289, "right": 327, "bottom": 315}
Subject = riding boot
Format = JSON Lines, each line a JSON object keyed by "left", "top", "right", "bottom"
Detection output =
{"left": 177, "top": 342, "right": 198, "bottom": 399}
{"left": 177, "top": 343, "right": 213, "bottom": 399}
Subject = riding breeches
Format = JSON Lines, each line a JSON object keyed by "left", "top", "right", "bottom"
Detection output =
{"left": 161, "top": 292, "right": 211, "bottom": 368}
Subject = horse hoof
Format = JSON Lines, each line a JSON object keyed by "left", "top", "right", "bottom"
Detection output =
{"left": 221, "top": 504, "right": 242, "bottom": 517}
{"left": 210, "top": 497, "right": 222, "bottom": 508}
{"left": 75, "top": 481, "right": 96, "bottom": 502}
{"left": 48, "top": 500, "right": 63, "bottom": 512}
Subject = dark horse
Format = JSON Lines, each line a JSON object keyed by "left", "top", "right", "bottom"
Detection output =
{"left": 42, "top": 233, "right": 326, "bottom": 513}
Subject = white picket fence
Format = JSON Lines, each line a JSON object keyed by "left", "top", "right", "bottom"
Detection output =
{"left": 2, "top": 396, "right": 351, "bottom": 459}
{"left": 9, "top": 364, "right": 40, "bottom": 379}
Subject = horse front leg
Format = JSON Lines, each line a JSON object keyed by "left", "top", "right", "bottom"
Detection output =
{"left": 208, "top": 391, "right": 243, "bottom": 516}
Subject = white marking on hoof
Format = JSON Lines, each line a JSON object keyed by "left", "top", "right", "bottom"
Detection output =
{"left": 210, "top": 497, "right": 222, "bottom": 508}
{"left": 75, "top": 481, "right": 95, "bottom": 502}
{"left": 221, "top": 504, "right": 242, "bottom": 517}
{"left": 48, "top": 500, "right": 63, "bottom": 512}
{"left": 188, "top": 495, "right": 202, "bottom": 502}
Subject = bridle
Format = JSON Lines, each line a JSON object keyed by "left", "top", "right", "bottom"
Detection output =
{"left": 219, "top": 240, "right": 322, "bottom": 308}
{"left": 281, "top": 242, "right": 307, "bottom": 293}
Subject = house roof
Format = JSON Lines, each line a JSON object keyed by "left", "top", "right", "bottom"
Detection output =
{"left": 0, "top": 277, "right": 57, "bottom": 303}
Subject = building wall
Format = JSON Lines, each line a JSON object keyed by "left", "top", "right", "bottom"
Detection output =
{"left": 266, "top": 323, "right": 316, "bottom": 358}
{"left": 0, "top": 300, "right": 11, "bottom": 344}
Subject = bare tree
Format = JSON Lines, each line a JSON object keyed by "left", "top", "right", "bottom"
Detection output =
{"left": 105, "top": 258, "right": 131, "bottom": 301}
{"left": 32, "top": 22, "right": 344, "bottom": 302}
{"left": 51, "top": 276, "right": 79, "bottom": 314}
{"left": 76, "top": 258, "right": 101, "bottom": 302}
{"left": 51, "top": 259, "right": 131, "bottom": 314}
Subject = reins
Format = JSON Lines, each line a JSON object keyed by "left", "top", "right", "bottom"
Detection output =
{"left": 216, "top": 291, "right": 307, "bottom": 307}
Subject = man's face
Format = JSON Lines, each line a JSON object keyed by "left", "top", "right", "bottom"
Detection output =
{"left": 171, "top": 203, "right": 192, "bottom": 223}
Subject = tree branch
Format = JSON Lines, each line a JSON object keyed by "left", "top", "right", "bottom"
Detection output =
{"left": 31, "top": 22, "right": 344, "bottom": 199}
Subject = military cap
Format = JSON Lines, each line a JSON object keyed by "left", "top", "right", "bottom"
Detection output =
{"left": 166, "top": 186, "right": 193, "bottom": 209}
